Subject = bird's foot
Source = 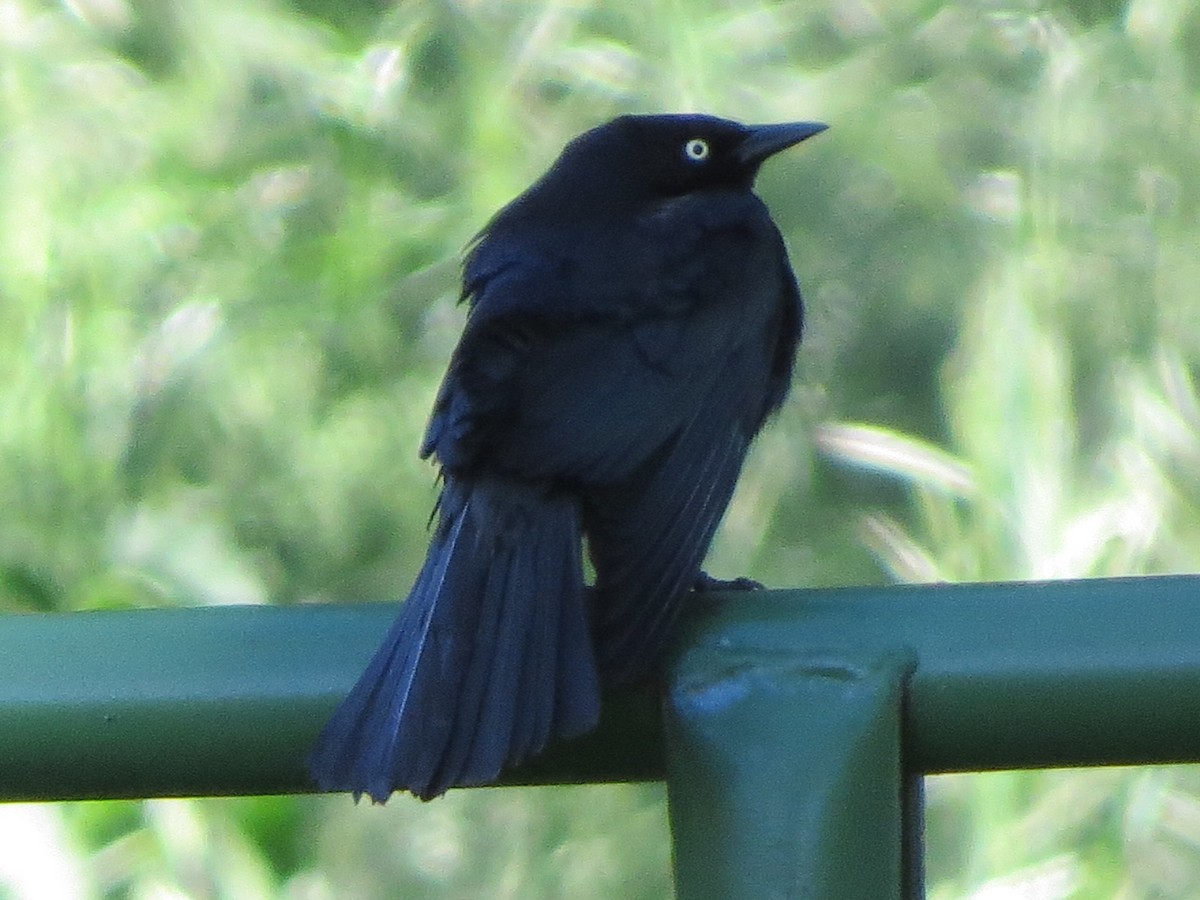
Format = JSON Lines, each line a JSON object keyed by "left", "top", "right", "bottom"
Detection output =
{"left": 693, "top": 572, "right": 764, "bottom": 592}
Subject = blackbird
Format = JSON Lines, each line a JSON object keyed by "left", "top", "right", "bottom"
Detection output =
{"left": 309, "top": 113, "right": 826, "bottom": 801}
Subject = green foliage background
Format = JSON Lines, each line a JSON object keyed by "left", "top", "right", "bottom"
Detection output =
{"left": 2, "top": 0, "right": 1200, "bottom": 896}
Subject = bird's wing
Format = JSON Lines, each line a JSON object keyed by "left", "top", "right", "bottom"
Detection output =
{"left": 423, "top": 192, "right": 790, "bottom": 485}
{"left": 582, "top": 352, "right": 757, "bottom": 684}
{"left": 582, "top": 246, "right": 801, "bottom": 684}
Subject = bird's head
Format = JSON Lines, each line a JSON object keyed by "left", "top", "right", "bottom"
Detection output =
{"left": 537, "top": 113, "right": 827, "bottom": 213}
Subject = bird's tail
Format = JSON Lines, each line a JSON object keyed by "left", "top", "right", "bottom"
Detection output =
{"left": 308, "top": 476, "right": 600, "bottom": 802}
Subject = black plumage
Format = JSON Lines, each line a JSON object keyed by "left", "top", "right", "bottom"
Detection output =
{"left": 309, "top": 113, "right": 826, "bottom": 801}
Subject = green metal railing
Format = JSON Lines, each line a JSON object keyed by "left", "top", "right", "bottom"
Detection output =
{"left": 2, "top": 575, "right": 1200, "bottom": 897}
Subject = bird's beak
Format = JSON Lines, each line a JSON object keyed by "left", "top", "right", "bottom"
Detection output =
{"left": 737, "top": 121, "right": 828, "bottom": 166}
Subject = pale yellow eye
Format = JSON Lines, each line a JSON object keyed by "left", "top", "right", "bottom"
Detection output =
{"left": 683, "top": 138, "right": 709, "bottom": 162}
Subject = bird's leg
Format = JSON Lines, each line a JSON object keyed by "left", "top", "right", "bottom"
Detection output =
{"left": 693, "top": 571, "right": 764, "bottom": 592}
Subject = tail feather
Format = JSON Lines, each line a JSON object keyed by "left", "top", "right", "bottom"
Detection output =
{"left": 309, "top": 476, "right": 600, "bottom": 802}
{"left": 550, "top": 521, "right": 598, "bottom": 736}
{"left": 509, "top": 523, "right": 559, "bottom": 762}
{"left": 434, "top": 512, "right": 533, "bottom": 789}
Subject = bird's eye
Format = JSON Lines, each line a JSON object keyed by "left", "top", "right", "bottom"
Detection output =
{"left": 683, "top": 138, "right": 710, "bottom": 162}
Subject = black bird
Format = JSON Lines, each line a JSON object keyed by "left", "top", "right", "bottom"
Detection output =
{"left": 309, "top": 113, "right": 826, "bottom": 802}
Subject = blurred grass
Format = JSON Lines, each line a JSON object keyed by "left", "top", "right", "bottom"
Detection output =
{"left": 2, "top": 0, "right": 1200, "bottom": 896}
